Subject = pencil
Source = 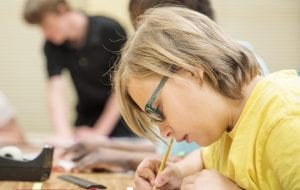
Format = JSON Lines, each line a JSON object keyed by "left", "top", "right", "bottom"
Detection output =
{"left": 152, "top": 138, "right": 174, "bottom": 190}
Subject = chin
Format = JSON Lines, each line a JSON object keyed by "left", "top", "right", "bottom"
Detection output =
{"left": 48, "top": 37, "right": 65, "bottom": 45}
{"left": 53, "top": 40, "right": 64, "bottom": 45}
{"left": 196, "top": 139, "right": 215, "bottom": 147}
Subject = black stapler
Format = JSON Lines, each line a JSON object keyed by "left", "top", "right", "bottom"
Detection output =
{"left": 0, "top": 145, "right": 54, "bottom": 181}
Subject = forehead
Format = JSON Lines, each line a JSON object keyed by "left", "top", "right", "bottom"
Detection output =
{"left": 127, "top": 76, "right": 161, "bottom": 110}
{"left": 41, "top": 12, "right": 61, "bottom": 23}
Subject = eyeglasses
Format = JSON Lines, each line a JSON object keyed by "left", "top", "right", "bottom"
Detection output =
{"left": 139, "top": 76, "right": 169, "bottom": 146}
{"left": 141, "top": 65, "right": 175, "bottom": 145}
{"left": 144, "top": 76, "right": 169, "bottom": 122}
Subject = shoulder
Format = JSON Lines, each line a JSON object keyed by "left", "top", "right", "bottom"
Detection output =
{"left": 89, "top": 16, "right": 125, "bottom": 31}
{"left": 252, "top": 71, "right": 300, "bottom": 113}
{"left": 263, "top": 70, "right": 300, "bottom": 106}
{"left": 88, "top": 16, "right": 127, "bottom": 46}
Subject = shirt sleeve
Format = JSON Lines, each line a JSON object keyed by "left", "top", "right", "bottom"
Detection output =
{"left": 266, "top": 116, "right": 300, "bottom": 190}
{"left": 44, "top": 41, "right": 65, "bottom": 78}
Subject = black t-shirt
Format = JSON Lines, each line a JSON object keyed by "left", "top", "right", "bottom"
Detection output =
{"left": 44, "top": 16, "right": 132, "bottom": 136}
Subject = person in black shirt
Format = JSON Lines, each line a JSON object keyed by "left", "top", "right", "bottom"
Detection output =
{"left": 23, "top": 0, "right": 134, "bottom": 145}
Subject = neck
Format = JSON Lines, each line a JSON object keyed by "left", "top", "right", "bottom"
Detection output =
{"left": 227, "top": 75, "right": 263, "bottom": 131}
{"left": 66, "top": 11, "right": 88, "bottom": 46}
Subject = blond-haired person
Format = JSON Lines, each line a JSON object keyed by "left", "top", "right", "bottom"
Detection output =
{"left": 114, "top": 7, "right": 300, "bottom": 190}
{"left": 129, "top": 0, "right": 270, "bottom": 159}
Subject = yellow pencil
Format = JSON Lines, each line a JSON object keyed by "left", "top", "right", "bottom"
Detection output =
{"left": 153, "top": 138, "right": 174, "bottom": 190}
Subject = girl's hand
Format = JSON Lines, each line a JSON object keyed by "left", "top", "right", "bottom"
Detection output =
{"left": 181, "top": 169, "right": 242, "bottom": 190}
{"left": 134, "top": 158, "right": 182, "bottom": 190}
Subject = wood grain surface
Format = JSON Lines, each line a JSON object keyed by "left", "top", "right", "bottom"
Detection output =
{"left": 0, "top": 172, "right": 134, "bottom": 190}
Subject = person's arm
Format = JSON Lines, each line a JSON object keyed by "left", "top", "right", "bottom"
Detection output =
{"left": 176, "top": 149, "right": 203, "bottom": 177}
{"left": 93, "top": 93, "right": 120, "bottom": 136}
{"left": 75, "top": 93, "right": 122, "bottom": 139}
{"left": 48, "top": 76, "right": 73, "bottom": 138}
{"left": 0, "top": 118, "right": 24, "bottom": 144}
{"left": 180, "top": 149, "right": 242, "bottom": 190}
{"left": 0, "top": 92, "right": 25, "bottom": 144}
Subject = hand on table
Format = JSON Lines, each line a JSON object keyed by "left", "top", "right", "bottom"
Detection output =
{"left": 74, "top": 126, "right": 109, "bottom": 141}
{"left": 59, "top": 142, "right": 93, "bottom": 161}
{"left": 44, "top": 134, "right": 75, "bottom": 148}
{"left": 71, "top": 147, "right": 134, "bottom": 173}
{"left": 134, "top": 158, "right": 182, "bottom": 190}
{"left": 181, "top": 169, "right": 242, "bottom": 190}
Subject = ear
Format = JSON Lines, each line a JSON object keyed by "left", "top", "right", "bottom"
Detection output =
{"left": 189, "top": 66, "right": 204, "bottom": 84}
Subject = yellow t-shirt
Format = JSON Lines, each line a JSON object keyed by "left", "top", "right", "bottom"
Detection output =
{"left": 202, "top": 70, "right": 300, "bottom": 190}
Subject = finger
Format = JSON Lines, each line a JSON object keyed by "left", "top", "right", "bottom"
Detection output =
{"left": 154, "top": 166, "right": 173, "bottom": 187}
{"left": 139, "top": 157, "right": 160, "bottom": 166}
{"left": 135, "top": 158, "right": 162, "bottom": 185}
{"left": 134, "top": 175, "right": 152, "bottom": 190}
{"left": 137, "top": 158, "right": 161, "bottom": 174}
{"left": 137, "top": 168, "right": 156, "bottom": 185}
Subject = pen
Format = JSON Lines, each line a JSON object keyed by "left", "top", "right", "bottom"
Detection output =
{"left": 153, "top": 138, "right": 174, "bottom": 190}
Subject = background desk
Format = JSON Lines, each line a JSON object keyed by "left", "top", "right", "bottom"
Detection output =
{"left": 0, "top": 172, "right": 133, "bottom": 190}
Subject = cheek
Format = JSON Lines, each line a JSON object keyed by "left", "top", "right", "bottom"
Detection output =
{"left": 46, "top": 21, "right": 65, "bottom": 36}
{"left": 43, "top": 25, "right": 58, "bottom": 39}
{"left": 57, "top": 20, "right": 67, "bottom": 32}
{"left": 52, "top": 23, "right": 66, "bottom": 38}
{"left": 163, "top": 87, "right": 226, "bottom": 145}
{"left": 163, "top": 94, "right": 201, "bottom": 135}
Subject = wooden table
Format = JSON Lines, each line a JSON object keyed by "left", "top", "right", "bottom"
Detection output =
{"left": 0, "top": 172, "right": 134, "bottom": 190}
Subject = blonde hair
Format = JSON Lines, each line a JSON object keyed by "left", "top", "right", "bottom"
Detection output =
{"left": 114, "top": 6, "right": 260, "bottom": 140}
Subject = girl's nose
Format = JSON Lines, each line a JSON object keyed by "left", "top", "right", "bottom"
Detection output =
{"left": 156, "top": 121, "right": 172, "bottom": 138}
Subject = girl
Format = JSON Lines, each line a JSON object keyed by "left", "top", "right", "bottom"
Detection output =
{"left": 114, "top": 7, "right": 300, "bottom": 190}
